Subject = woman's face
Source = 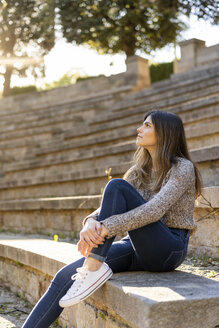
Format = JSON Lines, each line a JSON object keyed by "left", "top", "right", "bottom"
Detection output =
{"left": 136, "top": 115, "right": 157, "bottom": 149}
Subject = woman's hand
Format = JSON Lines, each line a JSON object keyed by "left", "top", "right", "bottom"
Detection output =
{"left": 77, "top": 218, "right": 109, "bottom": 257}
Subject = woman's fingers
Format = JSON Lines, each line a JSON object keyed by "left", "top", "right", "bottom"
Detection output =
{"left": 84, "top": 245, "right": 93, "bottom": 257}
{"left": 80, "top": 230, "right": 104, "bottom": 246}
{"left": 88, "top": 226, "right": 105, "bottom": 242}
{"left": 78, "top": 240, "right": 95, "bottom": 257}
{"left": 78, "top": 237, "right": 98, "bottom": 254}
{"left": 77, "top": 221, "right": 106, "bottom": 256}
{"left": 95, "top": 222, "right": 102, "bottom": 235}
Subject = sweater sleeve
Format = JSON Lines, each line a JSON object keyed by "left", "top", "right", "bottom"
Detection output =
{"left": 82, "top": 207, "right": 100, "bottom": 226}
{"left": 101, "top": 160, "right": 195, "bottom": 238}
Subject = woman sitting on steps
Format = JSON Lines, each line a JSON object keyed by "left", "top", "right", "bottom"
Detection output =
{"left": 22, "top": 110, "right": 202, "bottom": 328}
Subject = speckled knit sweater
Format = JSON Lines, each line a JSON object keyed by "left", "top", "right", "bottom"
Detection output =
{"left": 83, "top": 156, "right": 197, "bottom": 239}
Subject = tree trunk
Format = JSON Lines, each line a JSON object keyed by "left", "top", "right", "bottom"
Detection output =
{"left": 3, "top": 65, "right": 13, "bottom": 97}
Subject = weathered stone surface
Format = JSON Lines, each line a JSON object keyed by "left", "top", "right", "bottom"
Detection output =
{"left": 0, "top": 63, "right": 217, "bottom": 170}
{"left": 0, "top": 147, "right": 217, "bottom": 202}
{"left": 175, "top": 38, "right": 219, "bottom": 73}
{"left": 0, "top": 187, "right": 218, "bottom": 256}
{"left": 0, "top": 236, "right": 218, "bottom": 328}
{"left": 188, "top": 187, "right": 219, "bottom": 257}
{"left": 0, "top": 279, "right": 62, "bottom": 328}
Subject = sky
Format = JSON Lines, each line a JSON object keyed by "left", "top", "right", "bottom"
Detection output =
{"left": 0, "top": 14, "right": 219, "bottom": 91}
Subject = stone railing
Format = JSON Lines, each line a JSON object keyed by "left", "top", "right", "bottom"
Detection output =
{"left": 0, "top": 55, "right": 150, "bottom": 112}
{"left": 174, "top": 38, "right": 219, "bottom": 74}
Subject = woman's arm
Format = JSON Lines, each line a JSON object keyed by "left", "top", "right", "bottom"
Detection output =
{"left": 101, "top": 160, "right": 195, "bottom": 239}
{"left": 82, "top": 207, "right": 100, "bottom": 226}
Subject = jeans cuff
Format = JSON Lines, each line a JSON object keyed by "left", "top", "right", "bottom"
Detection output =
{"left": 88, "top": 253, "right": 106, "bottom": 262}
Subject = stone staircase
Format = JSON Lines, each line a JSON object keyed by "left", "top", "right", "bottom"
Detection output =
{"left": 0, "top": 55, "right": 218, "bottom": 327}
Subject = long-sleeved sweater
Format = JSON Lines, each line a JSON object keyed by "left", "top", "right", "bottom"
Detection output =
{"left": 83, "top": 156, "right": 197, "bottom": 239}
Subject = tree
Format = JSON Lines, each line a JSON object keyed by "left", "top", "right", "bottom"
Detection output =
{"left": 0, "top": 0, "right": 55, "bottom": 97}
{"left": 56, "top": 0, "right": 219, "bottom": 57}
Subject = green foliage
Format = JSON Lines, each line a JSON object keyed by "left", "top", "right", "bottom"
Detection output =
{"left": 11, "top": 85, "right": 37, "bottom": 95}
{"left": 56, "top": 0, "right": 183, "bottom": 57}
{"left": 56, "top": 0, "right": 219, "bottom": 57}
{"left": 150, "top": 62, "right": 173, "bottom": 83}
{"left": 76, "top": 74, "right": 105, "bottom": 82}
{"left": 39, "top": 72, "right": 105, "bottom": 91}
{"left": 39, "top": 72, "right": 76, "bottom": 90}
{"left": 98, "top": 310, "right": 107, "bottom": 321}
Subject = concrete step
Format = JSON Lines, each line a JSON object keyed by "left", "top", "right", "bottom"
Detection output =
{"left": 0, "top": 146, "right": 218, "bottom": 200}
{"left": 0, "top": 187, "right": 218, "bottom": 257}
{"left": 0, "top": 235, "right": 218, "bottom": 328}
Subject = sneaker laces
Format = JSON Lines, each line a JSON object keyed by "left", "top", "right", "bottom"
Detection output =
{"left": 67, "top": 267, "right": 89, "bottom": 294}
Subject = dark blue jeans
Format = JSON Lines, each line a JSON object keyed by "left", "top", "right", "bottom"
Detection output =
{"left": 22, "top": 178, "right": 190, "bottom": 328}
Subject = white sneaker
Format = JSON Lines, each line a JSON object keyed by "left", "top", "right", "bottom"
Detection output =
{"left": 59, "top": 262, "right": 113, "bottom": 308}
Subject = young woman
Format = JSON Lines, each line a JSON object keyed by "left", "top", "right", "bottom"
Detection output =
{"left": 22, "top": 110, "right": 202, "bottom": 327}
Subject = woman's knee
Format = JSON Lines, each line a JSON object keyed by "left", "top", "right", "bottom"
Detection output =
{"left": 105, "top": 178, "right": 129, "bottom": 192}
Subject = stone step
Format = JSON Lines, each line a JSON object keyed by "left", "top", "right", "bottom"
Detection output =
{"left": 0, "top": 111, "right": 85, "bottom": 135}
{"left": 0, "top": 73, "right": 218, "bottom": 132}
{"left": 123, "top": 63, "right": 219, "bottom": 101}
{"left": 3, "top": 117, "right": 219, "bottom": 179}
{"left": 0, "top": 115, "right": 85, "bottom": 143}
{"left": 0, "top": 161, "right": 128, "bottom": 200}
{"left": 63, "top": 95, "right": 219, "bottom": 142}
{"left": 0, "top": 63, "right": 218, "bottom": 140}
{"left": 0, "top": 235, "right": 218, "bottom": 328}
{"left": 26, "top": 105, "right": 217, "bottom": 168}
{"left": 6, "top": 115, "right": 219, "bottom": 173}
{"left": 4, "top": 141, "right": 135, "bottom": 178}
{"left": 0, "top": 146, "right": 218, "bottom": 200}
{"left": 0, "top": 195, "right": 101, "bottom": 238}
{"left": 0, "top": 76, "right": 218, "bottom": 160}
{"left": 0, "top": 83, "right": 131, "bottom": 117}
{"left": 111, "top": 65, "right": 219, "bottom": 112}
{"left": 94, "top": 81, "right": 219, "bottom": 122}
{"left": 0, "top": 100, "right": 217, "bottom": 164}
{"left": 0, "top": 187, "right": 218, "bottom": 257}
{"left": 169, "top": 61, "right": 219, "bottom": 82}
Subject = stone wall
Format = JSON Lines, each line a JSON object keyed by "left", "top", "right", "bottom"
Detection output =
{"left": 0, "top": 238, "right": 218, "bottom": 328}
{"left": 174, "top": 38, "right": 219, "bottom": 74}
{"left": 0, "top": 55, "right": 150, "bottom": 112}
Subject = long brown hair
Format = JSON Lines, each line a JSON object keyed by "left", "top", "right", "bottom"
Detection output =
{"left": 123, "top": 110, "right": 202, "bottom": 199}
